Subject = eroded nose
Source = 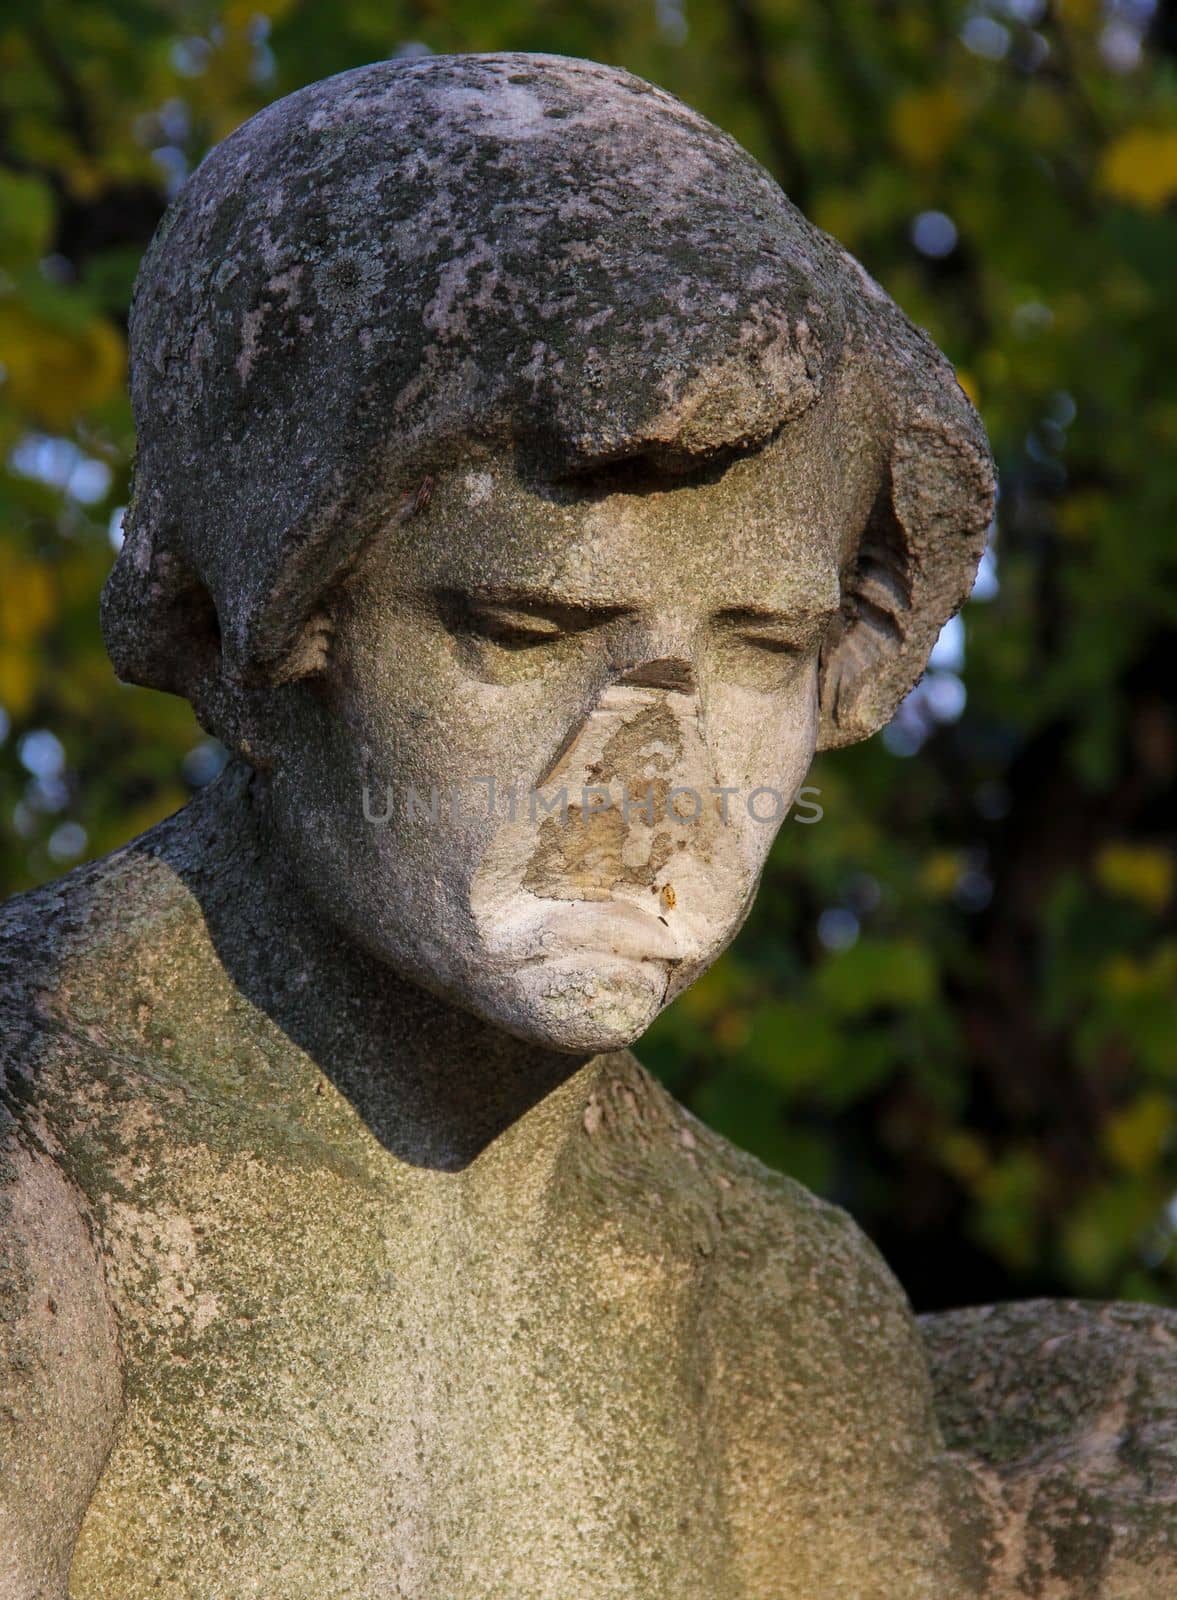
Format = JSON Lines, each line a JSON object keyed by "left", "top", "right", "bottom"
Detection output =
{"left": 470, "top": 634, "right": 745, "bottom": 956}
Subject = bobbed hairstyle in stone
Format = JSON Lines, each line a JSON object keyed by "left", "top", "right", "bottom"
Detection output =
{"left": 102, "top": 52, "right": 995, "bottom": 750}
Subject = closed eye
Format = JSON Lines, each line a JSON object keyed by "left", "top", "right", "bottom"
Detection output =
{"left": 465, "top": 604, "right": 567, "bottom": 648}
{"left": 437, "top": 589, "right": 630, "bottom": 650}
{"left": 735, "top": 629, "right": 805, "bottom": 656}
{"left": 715, "top": 606, "right": 838, "bottom": 657}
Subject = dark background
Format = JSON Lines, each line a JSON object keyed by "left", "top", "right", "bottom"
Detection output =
{"left": 2, "top": 0, "right": 1175, "bottom": 1310}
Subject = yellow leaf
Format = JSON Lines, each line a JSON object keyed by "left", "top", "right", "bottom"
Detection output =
{"left": 811, "top": 191, "right": 863, "bottom": 249}
{"left": 1095, "top": 843, "right": 1175, "bottom": 912}
{"left": 1100, "top": 943, "right": 1177, "bottom": 999}
{"left": 223, "top": 0, "right": 297, "bottom": 30}
{"left": 920, "top": 850, "right": 964, "bottom": 897}
{"left": 981, "top": 348, "right": 1010, "bottom": 387}
{"left": 1104, "top": 1093, "right": 1174, "bottom": 1176}
{"left": 890, "top": 86, "right": 966, "bottom": 168}
{"left": 939, "top": 1129, "right": 989, "bottom": 1182}
{"left": 0, "top": 548, "right": 56, "bottom": 643}
{"left": 1100, "top": 129, "right": 1177, "bottom": 211}
{"left": 0, "top": 170, "right": 54, "bottom": 266}
{"left": 0, "top": 306, "right": 125, "bottom": 429}
{"left": 1101, "top": 954, "right": 1145, "bottom": 998}
{"left": 1151, "top": 402, "right": 1177, "bottom": 446}
{"left": 955, "top": 368, "right": 980, "bottom": 407}
{"left": 0, "top": 644, "right": 35, "bottom": 715}
{"left": 1056, "top": 489, "right": 1110, "bottom": 542}
{"left": 1057, "top": 0, "right": 1101, "bottom": 27}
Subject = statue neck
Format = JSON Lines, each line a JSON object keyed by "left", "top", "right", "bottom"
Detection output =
{"left": 141, "top": 760, "right": 603, "bottom": 1175}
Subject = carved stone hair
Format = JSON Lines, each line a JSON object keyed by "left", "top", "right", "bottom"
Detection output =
{"left": 102, "top": 52, "right": 995, "bottom": 751}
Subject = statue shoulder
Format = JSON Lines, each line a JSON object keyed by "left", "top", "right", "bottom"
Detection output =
{"left": 590, "top": 1051, "right": 923, "bottom": 1347}
{"left": 0, "top": 800, "right": 209, "bottom": 1082}
{"left": 921, "top": 1299, "right": 1177, "bottom": 1596}
{"left": 696, "top": 1114, "right": 942, "bottom": 1440}
{"left": 0, "top": 1116, "right": 123, "bottom": 1594}
{"left": 590, "top": 1057, "right": 995, "bottom": 1593}
{"left": 0, "top": 819, "right": 186, "bottom": 1006}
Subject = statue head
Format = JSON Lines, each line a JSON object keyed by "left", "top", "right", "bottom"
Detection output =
{"left": 102, "top": 53, "right": 994, "bottom": 1052}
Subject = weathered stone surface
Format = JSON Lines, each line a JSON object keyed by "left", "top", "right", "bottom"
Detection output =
{"left": 923, "top": 1301, "right": 1177, "bottom": 1597}
{"left": 1, "top": 772, "right": 994, "bottom": 1598}
{"left": 102, "top": 50, "right": 994, "bottom": 750}
{"left": 1, "top": 50, "right": 1171, "bottom": 1600}
{"left": 0, "top": 1125, "right": 121, "bottom": 1599}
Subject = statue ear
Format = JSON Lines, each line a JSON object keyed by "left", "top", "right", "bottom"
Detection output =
{"left": 817, "top": 419, "right": 996, "bottom": 751}
{"left": 101, "top": 519, "right": 274, "bottom": 765}
{"left": 101, "top": 511, "right": 221, "bottom": 701}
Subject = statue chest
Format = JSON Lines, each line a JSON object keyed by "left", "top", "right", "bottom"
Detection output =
{"left": 66, "top": 1123, "right": 735, "bottom": 1599}
{"left": 44, "top": 1052, "right": 981, "bottom": 1600}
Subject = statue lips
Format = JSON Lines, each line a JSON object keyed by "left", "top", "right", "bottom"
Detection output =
{"left": 526, "top": 897, "right": 685, "bottom": 964}
{"left": 485, "top": 894, "right": 687, "bottom": 966}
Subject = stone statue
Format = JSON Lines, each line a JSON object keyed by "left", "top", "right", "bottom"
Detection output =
{"left": 1, "top": 53, "right": 1172, "bottom": 1600}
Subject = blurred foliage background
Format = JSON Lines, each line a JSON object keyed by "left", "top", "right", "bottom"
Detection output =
{"left": 1, "top": 0, "right": 1175, "bottom": 1311}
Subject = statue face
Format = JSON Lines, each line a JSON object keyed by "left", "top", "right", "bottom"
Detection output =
{"left": 262, "top": 406, "right": 871, "bottom": 1052}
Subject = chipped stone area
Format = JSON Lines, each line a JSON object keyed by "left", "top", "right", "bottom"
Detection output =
{"left": 468, "top": 678, "right": 761, "bottom": 1050}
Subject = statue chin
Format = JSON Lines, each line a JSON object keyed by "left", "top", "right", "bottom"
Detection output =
{"left": 490, "top": 953, "right": 674, "bottom": 1054}
{"left": 461, "top": 888, "right": 712, "bottom": 1051}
